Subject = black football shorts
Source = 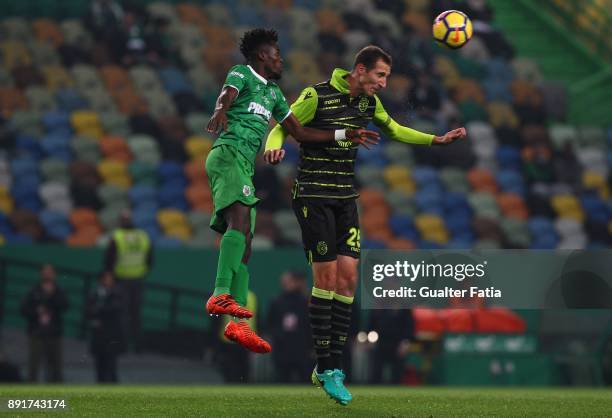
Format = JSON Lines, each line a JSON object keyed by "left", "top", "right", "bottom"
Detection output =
{"left": 292, "top": 197, "right": 361, "bottom": 263}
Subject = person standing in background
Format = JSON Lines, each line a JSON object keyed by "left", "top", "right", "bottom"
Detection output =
{"left": 20, "top": 264, "right": 69, "bottom": 382}
{"left": 87, "top": 271, "right": 124, "bottom": 383}
{"left": 104, "top": 210, "right": 153, "bottom": 352}
{"left": 267, "top": 271, "right": 311, "bottom": 383}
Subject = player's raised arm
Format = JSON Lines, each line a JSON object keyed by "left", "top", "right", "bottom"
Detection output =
{"left": 372, "top": 95, "right": 466, "bottom": 145}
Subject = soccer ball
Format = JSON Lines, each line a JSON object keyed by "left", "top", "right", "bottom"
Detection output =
{"left": 433, "top": 10, "right": 473, "bottom": 49}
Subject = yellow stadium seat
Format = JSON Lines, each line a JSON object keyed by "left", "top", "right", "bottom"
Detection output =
{"left": 415, "top": 214, "right": 445, "bottom": 233}
{"left": 551, "top": 194, "right": 580, "bottom": 214}
{"left": 165, "top": 225, "right": 192, "bottom": 241}
{"left": 98, "top": 159, "right": 128, "bottom": 179}
{"left": 582, "top": 171, "right": 605, "bottom": 189}
{"left": 487, "top": 102, "right": 520, "bottom": 129}
{"left": 422, "top": 229, "right": 450, "bottom": 244}
{"left": 390, "top": 181, "right": 416, "bottom": 195}
{"left": 158, "top": 209, "right": 188, "bottom": 230}
{"left": 559, "top": 208, "right": 586, "bottom": 222}
{"left": 383, "top": 165, "right": 411, "bottom": 185}
{"left": 185, "top": 135, "right": 214, "bottom": 160}
{"left": 0, "top": 196, "right": 14, "bottom": 214}
{"left": 71, "top": 110, "right": 103, "bottom": 139}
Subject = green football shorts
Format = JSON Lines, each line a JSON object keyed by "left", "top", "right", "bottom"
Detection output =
{"left": 205, "top": 144, "right": 258, "bottom": 234}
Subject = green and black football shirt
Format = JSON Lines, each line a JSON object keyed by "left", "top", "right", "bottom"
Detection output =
{"left": 266, "top": 68, "right": 434, "bottom": 199}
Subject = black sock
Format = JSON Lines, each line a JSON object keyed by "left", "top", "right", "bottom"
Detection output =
{"left": 309, "top": 288, "right": 333, "bottom": 372}
{"left": 330, "top": 296, "right": 353, "bottom": 370}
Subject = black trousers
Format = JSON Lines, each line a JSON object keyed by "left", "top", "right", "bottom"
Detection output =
{"left": 28, "top": 336, "right": 62, "bottom": 383}
{"left": 116, "top": 279, "right": 143, "bottom": 350}
{"left": 94, "top": 351, "right": 118, "bottom": 383}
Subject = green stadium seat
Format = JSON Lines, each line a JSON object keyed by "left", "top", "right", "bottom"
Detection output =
{"left": 185, "top": 112, "right": 211, "bottom": 135}
{"left": 500, "top": 218, "right": 531, "bottom": 248}
{"left": 29, "top": 39, "right": 61, "bottom": 67}
{"left": 99, "top": 111, "right": 130, "bottom": 136}
{"left": 468, "top": 192, "right": 500, "bottom": 219}
{"left": 11, "top": 110, "right": 42, "bottom": 137}
{"left": 25, "top": 86, "right": 56, "bottom": 113}
{"left": 40, "top": 158, "right": 69, "bottom": 183}
{"left": 129, "top": 161, "right": 157, "bottom": 185}
{"left": 97, "top": 184, "right": 129, "bottom": 208}
{"left": 549, "top": 124, "right": 578, "bottom": 150}
{"left": 440, "top": 167, "right": 470, "bottom": 193}
{"left": 71, "top": 136, "right": 100, "bottom": 164}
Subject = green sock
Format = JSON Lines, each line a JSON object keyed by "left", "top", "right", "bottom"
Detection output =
{"left": 213, "top": 229, "right": 246, "bottom": 296}
{"left": 231, "top": 263, "right": 249, "bottom": 306}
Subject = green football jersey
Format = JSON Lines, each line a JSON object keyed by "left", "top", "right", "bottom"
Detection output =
{"left": 214, "top": 64, "right": 291, "bottom": 164}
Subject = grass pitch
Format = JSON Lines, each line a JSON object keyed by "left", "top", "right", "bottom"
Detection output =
{"left": 1, "top": 385, "right": 611, "bottom": 417}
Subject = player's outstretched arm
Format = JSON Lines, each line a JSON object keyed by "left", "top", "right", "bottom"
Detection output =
{"left": 206, "top": 86, "right": 238, "bottom": 134}
{"left": 431, "top": 127, "right": 467, "bottom": 145}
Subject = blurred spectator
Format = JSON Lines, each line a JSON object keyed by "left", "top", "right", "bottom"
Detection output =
{"left": 458, "top": 0, "right": 494, "bottom": 23}
{"left": 0, "top": 351, "right": 22, "bottom": 382}
{"left": 211, "top": 291, "right": 259, "bottom": 383}
{"left": 254, "top": 154, "right": 285, "bottom": 211}
{"left": 20, "top": 264, "right": 69, "bottom": 383}
{"left": 368, "top": 307, "right": 414, "bottom": 384}
{"left": 266, "top": 271, "right": 311, "bottom": 383}
{"left": 84, "top": 0, "right": 124, "bottom": 41}
{"left": 87, "top": 271, "right": 124, "bottom": 383}
{"left": 104, "top": 209, "right": 153, "bottom": 353}
{"left": 84, "top": 0, "right": 125, "bottom": 62}
{"left": 144, "top": 17, "right": 173, "bottom": 66}
{"left": 408, "top": 72, "right": 442, "bottom": 121}
{"left": 121, "top": 11, "right": 148, "bottom": 66}
{"left": 554, "top": 144, "right": 582, "bottom": 187}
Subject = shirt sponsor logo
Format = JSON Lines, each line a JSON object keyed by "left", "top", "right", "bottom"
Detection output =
{"left": 247, "top": 102, "right": 271, "bottom": 120}
{"left": 324, "top": 98, "right": 341, "bottom": 105}
{"left": 230, "top": 71, "right": 245, "bottom": 79}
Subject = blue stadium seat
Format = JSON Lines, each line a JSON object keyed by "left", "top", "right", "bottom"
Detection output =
{"left": 156, "top": 236, "right": 184, "bottom": 248}
{"left": 158, "top": 68, "right": 193, "bottom": 95}
{"left": 158, "top": 185, "right": 188, "bottom": 210}
{"left": 55, "top": 88, "right": 89, "bottom": 112}
{"left": 361, "top": 239, "right": 387, "bottom": 250}
{"left": 580, "top": 194, "right": 609, "bottom": 223}
{"left": 42, "top": 111, "right": 72, "bottom": 136}
{"left": 496, "top": 169, "right": 525, "bottom": 195}
{"left": 158, "top": 161, "right": 185, "bottom": 181}
{"left": 40, "top": 134, "right": 72, "bottom": 160}
{"left": 11, "top": 157, "right": 39, "bottom": 178}
{"left": 40, "top": 209, "right": 71, "bottom": 241}
{"left": 496, "top": 145, "right": 522, "bottom": 169}
{"left": 485, "top": 58, "right": 513, "bottom": 82}
{"left": 389, "top": 215, "right": 418, "bottom": 240}
{"left": 412, "top": 166, "right": 439, "bottom": 186}
{"left": 15, "top": 135, "right": 43, "bottom": 159}
{"left": 129, "top": 185, "right": 157, "bottom": 205}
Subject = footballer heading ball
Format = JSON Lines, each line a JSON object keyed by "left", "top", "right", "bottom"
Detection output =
{"left": 433, "top": 10, "right": 473, "bottom": 49}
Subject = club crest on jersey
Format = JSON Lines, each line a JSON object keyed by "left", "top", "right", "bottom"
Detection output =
{"left": 270, "top": 90, "right": 276, "bottom": 100}
{"left": 247, "top": 102, "right": 271, "bottom": 120}
{"left": 243, "top": 185, "right": 252, "bottom": 197}
{"left": 317, "top": 241, "right": 328, "bottom": 255}
{"left": 358, "top": 96, "right": 369, "bottom": 113}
